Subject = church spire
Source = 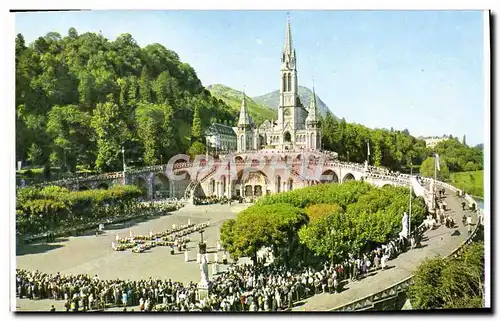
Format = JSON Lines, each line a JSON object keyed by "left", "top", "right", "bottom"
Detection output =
{"left": 238, "top": 89, "right": 250, "bottom": 128}
{"left": 307, "top": 82, "right": 318, "bottom": 123}
{"left": 283, "top": 13, "right": 293, "bottom": 58}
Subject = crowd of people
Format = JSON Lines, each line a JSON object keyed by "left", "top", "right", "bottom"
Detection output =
{"left": 17, "top": 222, "right": 425, "bottom": 312}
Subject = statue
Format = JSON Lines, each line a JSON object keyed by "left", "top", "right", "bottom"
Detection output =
{"left": 199, "top": 254, "right": 210, "bottom": 287}
{"left": 401, "top": 212, "right": 409, "bottom": 238}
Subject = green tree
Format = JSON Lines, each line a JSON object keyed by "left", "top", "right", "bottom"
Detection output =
{"left": 419, "top": 156, "right": 450, "bottom": 181}
{"left": 27, "top": 143, "right": 43, "bottom": 166}
{"left": 46, "top": 105, "right": 94, "bottom": 171}
{"left": 409, "top": 242, "right": 484, "bottom": 309}
{"left": 191, "top": 105, "right": 203, "bottom": 142}
{"left": 220, "top": 203, "right": 308, "bottom": 263}
{"left": 91, "top": 97, "right": 130, "bottom": 172}
{"left": 187, "top": 141, "right": 206, "bottom": 160}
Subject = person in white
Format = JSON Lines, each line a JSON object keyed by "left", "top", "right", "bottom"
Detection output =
{"left": 381, "top": 255, "right": 388, "bottom": 269}
{"left": 149, "top": 230, "right": 153, "bottom": 238}
{"left": 197, "top": 253, "right": 201, "bottom": 264}
{"left": 111, "top": 241, "right": 116, "bottom": 250}
{"left": 185, "top": 249, "right": 189, "bottom": 262}
{"left": 115, "top": 234, "right": 119, "bottom": 242}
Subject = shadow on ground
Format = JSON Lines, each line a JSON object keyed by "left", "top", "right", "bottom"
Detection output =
{"left": 17, "top": 243, "right": 65, "bottom": 256}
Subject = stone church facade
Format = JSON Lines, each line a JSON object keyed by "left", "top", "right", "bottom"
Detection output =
{"left": 236, "top": 16, "right": 321, "bottom": 153}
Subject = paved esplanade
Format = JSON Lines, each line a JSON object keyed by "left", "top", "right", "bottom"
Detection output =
{"left": 16, "top": 203, "right": 250, "bottom": 311}
{"left": 291, "top": 187, "right": 474, "bottom": 311}
{"left": 16, "top": 188, "right": 473, "bottom": 311}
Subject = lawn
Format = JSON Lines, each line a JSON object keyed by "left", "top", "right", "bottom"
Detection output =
{"left": 450, "top": 170, "right": 484, "bottom": 198}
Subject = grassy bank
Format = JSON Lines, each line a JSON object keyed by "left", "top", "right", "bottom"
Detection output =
{"left": 450, "top": 170, "right": 484, "bottom": 198}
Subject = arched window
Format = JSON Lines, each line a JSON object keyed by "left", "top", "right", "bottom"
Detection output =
{"left": 282, "top": 74, "right": 287, "bottom": 92}
{"left": 287, "top": 74, "right": 292, "bottom": 93}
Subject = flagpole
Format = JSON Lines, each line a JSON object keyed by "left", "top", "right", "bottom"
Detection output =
{"left": 409, "top": 162, "right": 413, "bottom": 236}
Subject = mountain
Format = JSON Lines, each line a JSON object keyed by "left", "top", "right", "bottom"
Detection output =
{"left": 253, "top": 86, "right": 336, "bottom": 119}
{"left": 207, "top": 84, "right": 276, "bottom": 125}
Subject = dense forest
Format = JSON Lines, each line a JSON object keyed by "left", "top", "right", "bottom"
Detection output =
{"left": 15, "top": 28, "right": 483, "bottom": 178}
{"left": 320, "top": 112, "right": 483, "bottom": 174}
{"left": 15, "top": 29, "right": 235, "bottom": 173}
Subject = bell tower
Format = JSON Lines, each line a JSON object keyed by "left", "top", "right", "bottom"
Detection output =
{"left": 278, "top": 14, "right": 300, "bottom": 132}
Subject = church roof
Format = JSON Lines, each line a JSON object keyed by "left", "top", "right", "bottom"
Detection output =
{"left": 205, "top": 123, "right": 236, "bottom": 136}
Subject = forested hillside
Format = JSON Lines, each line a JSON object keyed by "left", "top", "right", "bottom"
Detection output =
{"left": 15, "top": 29, "right": 235, "bottom": 173}
{"left": 320, "top": 113, "right": 483, "bottom": 174}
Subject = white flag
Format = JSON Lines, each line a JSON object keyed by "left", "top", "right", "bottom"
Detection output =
{"left": 434, "top": 153, "right": 440, "bottom": 172}
{"left": 367, "top": 141, "right": 371, "bottom": 157}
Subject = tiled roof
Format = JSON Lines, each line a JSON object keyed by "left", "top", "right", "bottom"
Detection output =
{"left": 205, "top": 123, "right": 237, "bottom": 136}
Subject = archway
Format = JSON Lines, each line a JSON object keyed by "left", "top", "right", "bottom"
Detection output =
{"left": 172, "top": 170, "right": 191, "bottom": 199}
{"left": 320, "top": 169, "right": 339, "bottom": 184}
{"left": 288, "top": 178, "right": 293, "bottom": 191}
{"left": 97, "top": 183, "right": 109, "bottom": 190}
{"left": 238, "top": 170, "right": 269, "bottom": 199}
{"left": 153, "top": 173, "right": 170, "bottom": 199}
{"left": 342, "top": 173, "right": 356, "bottom": 183}
{"left": 133, "top": 177, "right": 148, "bottom": 198}
{"left": 275, "top": 175, "right": 281, "bottom": 193}
{"left": 284, "top": 131, "right": 292, "bottom": 142}
{"left": 210, "top": 178, "right": 216, "bottom": 195}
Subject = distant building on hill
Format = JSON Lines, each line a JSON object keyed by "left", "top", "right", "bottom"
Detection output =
{"left": 204, "top": 123, "right": 237, "bottom": 152}
{"left": 418, "top": 135, "right": 450, "bottom": 148}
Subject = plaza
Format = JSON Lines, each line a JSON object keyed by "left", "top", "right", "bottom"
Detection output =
{"left": 16, "top": 203, "right": 250, "bottom": 311}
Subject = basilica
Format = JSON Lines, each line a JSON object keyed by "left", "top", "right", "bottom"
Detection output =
{"left": 205, "top": 17, "right": 322, "bottom": 154}
{"left": 236, "top": 17, "right": 321, "bottom": 153}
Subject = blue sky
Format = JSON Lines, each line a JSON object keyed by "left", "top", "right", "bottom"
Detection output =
{"left": 15, "top": 10, "right": 485, "bottom": 145}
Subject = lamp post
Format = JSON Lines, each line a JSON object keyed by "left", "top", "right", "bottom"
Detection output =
{"left": 122, "top": 146, "right": 126, "bottom": 184}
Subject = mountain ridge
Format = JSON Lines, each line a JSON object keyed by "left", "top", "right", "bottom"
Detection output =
{"left": 253, "top": 85, "right": 336, "bottom": 119}
{"left": 206, "top": 84, "right": 276, "bottom": 125}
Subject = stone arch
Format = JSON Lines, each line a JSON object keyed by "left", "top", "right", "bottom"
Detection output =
{"left": 342, "top": 173, "right": 356, "bottom": 183}
{"left": 284, "top": 131, "right": 292, "bottom": 143}
{"left": 153, "top": 173, "right": 170, "bottom": 199}
{"left": 238, "top": 170, "right": 269, "bottom": 198}
{"left": 275, "top": 175, "right": 281, "bottom": 193}
{"left": 132, "top": 176, "right": 148, "bottom": 198}
{"left": 382, "top": 183, "right": 393, "bottom": 188}
{"left": 310, "top": 132, "right": 315, "bottom": 149}
{"left": 320, "top": 169, "right": 339, "bottom": 184}
{"left": 287, "top": 178, "right": 293, "bottom": 191}
{"left": 97, "top": 182, "right": 109, "bottom": 190}
{"left": 210, "top": 178, "right": 216, "bottom": 195}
